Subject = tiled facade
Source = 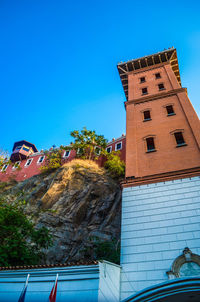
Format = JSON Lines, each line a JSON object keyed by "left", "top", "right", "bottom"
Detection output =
{"left": 120, "top": 176, "right": 200, "bottom": 300}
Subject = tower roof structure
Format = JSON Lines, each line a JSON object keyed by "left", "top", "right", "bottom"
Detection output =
{"left": 117, "top": 48, "right": 181, "bottom": 100}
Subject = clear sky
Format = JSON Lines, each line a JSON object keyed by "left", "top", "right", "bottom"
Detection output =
{"left": 1, "top": 0, "right": 200, "bottom": 153}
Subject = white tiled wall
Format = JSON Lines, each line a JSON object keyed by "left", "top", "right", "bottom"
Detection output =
{"left": 120, "top": 176, "right": 200, "bottom": 300}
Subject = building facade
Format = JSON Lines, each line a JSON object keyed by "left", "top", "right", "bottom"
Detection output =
{"left": 118, "top": 48, "right": 200, "bottom": 301}
{"left": 0, "top": 136, "right": 126, "bottom": 182}
{"left": 0, "top": 48, "right": 200, "bottom": 301}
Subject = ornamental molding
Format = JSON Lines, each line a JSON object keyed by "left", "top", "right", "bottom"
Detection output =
{"left": 166, "top": 247, "right": 200, "bottom": 279}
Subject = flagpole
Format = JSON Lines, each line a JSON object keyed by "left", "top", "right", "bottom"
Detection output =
{"left": 25, "top": 274, "right": 30, "bottom": 287}
{"left": 18, "top": 274, "right": 30, "bottom": 302}
{"left": 53, "top": 274, "right": 58, "bottom": 296}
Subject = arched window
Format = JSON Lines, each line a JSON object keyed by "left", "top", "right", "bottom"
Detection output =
{"left": 170, "top": 129, "right": 187, "bottom": 147}
{"left": 143, "top": 135, "right": 156, "bottom": 153}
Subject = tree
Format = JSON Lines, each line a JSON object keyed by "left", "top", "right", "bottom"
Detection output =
{"left": 104, "top": 151, "right": 125, "bottom": 178}
{"left": 0, "top": 202, "right": 52, "bottom": 266}
{"left": 40, "top": 148, "right": 62, "bottom": 173}
{"left": 69, "top": 127, "right": 108, "bottom": 160}
{"left": 0, "top": 149, "right": 10, "bottom": 171}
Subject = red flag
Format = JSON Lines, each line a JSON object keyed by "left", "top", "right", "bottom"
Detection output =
{"left": 49, "top": 274, "right": 58, "bottom": 302}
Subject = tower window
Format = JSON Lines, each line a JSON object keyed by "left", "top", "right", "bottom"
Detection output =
{"left": 155, "top": 73, "right": 161, "bottom": 79}
{"left": 158, "top": 83, "right": 165, "bottom": 91}
{"left": 22, "top": 146, "right": 30, "bottom": 152}
{"left": 174, "top": 132, "right": 186, "bottom": 147}
{"left": 142, "top": 87, "right": 148, "bottom": 95}
{"left": 146, "top": 137, "right": 156, "bottom": 152}
{"left": 140, "top": 77, "right": 146, "bottom": 83}
{"left": 166, "top": 105, "right": 175, "bottom": 116}
{"left": 143, "top": 110, "right": 151, "bottom": 121}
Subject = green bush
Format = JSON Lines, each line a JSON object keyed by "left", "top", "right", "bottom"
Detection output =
{"left": 40, "top": 148, "right": 62, "bottom": 173}
{"left": 104, "top": 151, "right": 125, "bottom": 178}
{"left": 0, "top": 202, "right": 52, "bottom": 266}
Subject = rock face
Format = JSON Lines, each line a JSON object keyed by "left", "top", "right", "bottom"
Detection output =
{"left": 0, "top": 160, "right": 121, "bottom": 264}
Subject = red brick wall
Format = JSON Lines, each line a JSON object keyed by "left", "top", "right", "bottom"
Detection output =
{"left": 125, "top": 62, "right": 200, "bottom": 178}
{"left": 0, "top": 140, "right": 126, "bottom": 182}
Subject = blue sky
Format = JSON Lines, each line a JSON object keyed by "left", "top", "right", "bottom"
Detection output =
{"left": 1, "top": 0, "right": 200, "bottom": 153}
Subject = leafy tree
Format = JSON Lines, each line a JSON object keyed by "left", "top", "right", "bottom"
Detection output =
{"left": 104, "top": 151, "right": 125, "bottom": 178}
{"left": 40, "top": 148, "right": 62, "bottom": 173}
{"left": 68, "top": 127, "right": 108, "bottom": 160}
{"left": 94, "top": 238, "right": 120, "bottom": 264}
{"left": 84, "top": 237, "right": 120, "bottom": 264}
{"left": 0, "top": 149, "right": 10, "bottom": 171}
{"left": 0, "top": 202, "right": 52, "bottom": 266}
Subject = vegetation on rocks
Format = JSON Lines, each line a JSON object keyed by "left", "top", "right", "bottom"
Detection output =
{"left": 0, "top": 159, "right": 122, "bottom": 265}
{"left": 40, "top": 148, "right": 63, "bottom": 173}
{"left": 104, "top": 151, "right": 125, "bottom": 178}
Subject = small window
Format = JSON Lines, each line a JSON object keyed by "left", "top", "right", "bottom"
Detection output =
{"left": 15, "top": 146, "right": 22, "bottom": 151}
{"left": 1, "top": 164, "right": 8, "bottom": 172}
{"left": 146, "top": 137, "right": 156, "bottom": 152}
{"left": 25, "top": 159, "right": 33, "bottom": 167}
{"left": 155, "top": 73, "right": 161, "bottom": 79}
{"left": 142, "top": 87, "right": 148, "bottom": 95}
{"left": 63, "top": 150, "right": 70, "bottom": 158}
{"left": 166, "top": 105, "right": 175, "bottom": 116}
{"left": 22, "top": 146, "right": 30, "bottom": 152}
{"left": 140, "top": 77, "right": 146, "bottom": 83}
{"left": 174, "top": 132, "right": 186, "bottom": 147}
{"left": 77, "top": 148, "right": 84, "bottom": 154}
{"left": 95, "top": 147, "right": 101, "bottom": 155}
{"left": 37, "top": 156, "right": 45, "bottom": 164}
{"left": 12, "top": 161, "right": 21, "bottom": 170}
{"left": 115, "top": 142, "right": 122, "bottom": 151}
{"left": 143, "top": 110, "right": 151, "bottom": 121}
{"left": 106, "top": 146, "right": 112, "bottom": 153}
{"left": 158, "top": 83, "right": 165, "bottom": 91}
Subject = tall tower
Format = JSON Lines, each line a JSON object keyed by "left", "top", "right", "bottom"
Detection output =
{"left": 117, "top": 49, "right": 200, "bottom": 301}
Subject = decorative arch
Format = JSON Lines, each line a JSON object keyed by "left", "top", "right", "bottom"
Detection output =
{"left": 167, "top": 248, "right": 200, "bottom": 280}
{"left": 170, "top": 129, "right": 185, "bottom": 135}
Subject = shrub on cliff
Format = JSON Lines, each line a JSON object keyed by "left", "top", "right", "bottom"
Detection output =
{"left": 104, "top": 151, "right": 125, "bottom": 178}
{"left": 40, "top": 148, "right": 62, "bottom": 173}
{"left": 0, "top": 202, "right": 52, "bottom": 266}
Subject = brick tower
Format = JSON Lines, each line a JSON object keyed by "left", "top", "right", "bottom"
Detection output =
{"left": 117, "top": 48, "right": 200, "bottom": 301}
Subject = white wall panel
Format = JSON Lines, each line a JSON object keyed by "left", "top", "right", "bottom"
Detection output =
{"left": 120, "top": 176, "right": 200, "bottom": 300}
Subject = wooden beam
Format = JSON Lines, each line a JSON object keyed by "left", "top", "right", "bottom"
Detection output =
{"left": 118, "top": 66, "right": 127, "bottom": 74}
{"left": 138, "top": 60, "right": 142, "bottom": 68}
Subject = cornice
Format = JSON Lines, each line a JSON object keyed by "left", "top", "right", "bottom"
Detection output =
{"left": 121, "top": 166, "right": 200, "bottom": 188}
{"left": 125, "top": 88, "right": 186, "bottom": 107}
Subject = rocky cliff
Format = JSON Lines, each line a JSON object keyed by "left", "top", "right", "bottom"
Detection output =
{"left": 0, "top": 160, "right": 121, "bottom": 264}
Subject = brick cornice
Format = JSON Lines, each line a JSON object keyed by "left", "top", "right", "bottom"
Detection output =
{"left": 125, "top": 87, "right": 186, "bottom": 107}
{"left": 121, "top": 166, "right": 200, "bottom": 188}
